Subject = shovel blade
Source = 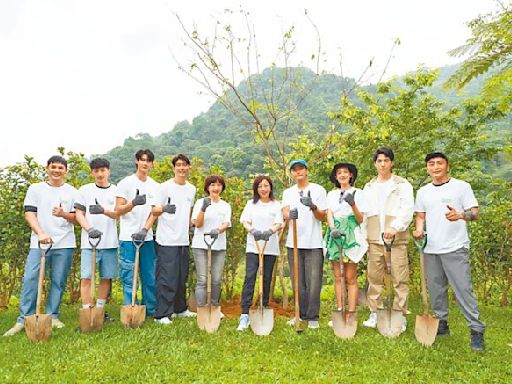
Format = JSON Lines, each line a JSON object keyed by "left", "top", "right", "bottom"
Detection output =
{"left": 332, "top": 310, "right": 357, "bottom": 339}
{"left": 79, "top": 307, "right": 105, "bottom": 333}
{"left": 377, "top": 309, "right": 404, "bottom": 338}
{"left": 196, "top": 305, "right": 221, "bottom": 333}
{"left": 120, "top": 305, "right": 146, "bottom": 329}
{"left": 249, "top": 307, "right": 274, "bottom": 336}
{"left": 25, "top": 314, "right": 52, "bottom": 342}
{"left": 188, "top": 291, "right": 197, "bottom": 313}
{"left": 415, "top": 314, "right": 439, "bottom": 347}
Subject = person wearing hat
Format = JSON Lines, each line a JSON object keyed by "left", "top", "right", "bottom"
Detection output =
{"left": 324, "top": 162, "right": 369, "bottom": 326}
{"left": 362, "top": 147, "right": 414, "bottom": 332}
{"left": 282, "top": 159, "right": 327, "bottom": 329}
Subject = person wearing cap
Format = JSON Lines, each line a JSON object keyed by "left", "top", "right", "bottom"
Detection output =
{"left": 282, "top": 159, "right": 327, "bottom": 329}
{"left": 324, "top": 162, "right": 369, "bottom": 326}
{"left": 362, "top": 147, "right": 414, "bottom": 332}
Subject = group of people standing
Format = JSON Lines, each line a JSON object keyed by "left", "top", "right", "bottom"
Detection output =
{"left": 3, "top": 147, "right": 486, "bottom": 351}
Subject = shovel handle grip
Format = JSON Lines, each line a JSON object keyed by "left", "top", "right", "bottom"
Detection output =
{"left": 203, "top": 233, "right": 217, "bottom": 248}
{"left": 88, "top": 235, "right": 102, "bottom": 249}
{"left": 381, "top": 233, "right": 395, "bottom": 252}
{"left": 413, "top": 234, "right": 428, "bottom": 251}
{"left": 38, "top": 240, "right": 53, "bottom": 254}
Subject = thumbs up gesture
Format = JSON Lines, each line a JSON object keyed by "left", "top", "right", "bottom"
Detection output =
{"left": 131, "top": 189, "right": 146, "bottom": 206}
{"left": 52, "top": 202, "right": 65, "bottom": 217}
{"left": 89, "top": 198, "right": 105, "bottom": 215}
{"left": 300, "top": 190, "right": 317, "bottom": 211}
{"left": 162, "top": 197, "right": 176, "bottom": 214}
{"left": 445, "top": 205, "right": 462, "bottom": 222}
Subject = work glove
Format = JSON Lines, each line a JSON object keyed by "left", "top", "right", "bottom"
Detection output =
{"left": 131, "top": 189, "right": 146, "bottom": 206}
{"left": 189, "top": 224, "right": 195, "bottom": 236}
{"left": 343, "top": 192, "right": 356, "bottom": 207}
{"left": 289, "top": 208, "right": 298, "bottom": 220}
{"left": 162, "top": 197, "right": 176, "bottom": 214}
{"left": 261, "top": 229, "right": 273, "bottom": 241}
{"left": 330, "top": 228, "right": 343, "bottom": 239}
{"left": 131, "top": 228, "right": 148, "bottom": 242}
{"left": 201, "top": 197, "right": 211, "bottom": 212}
{"left": 89, "top": 198, "right": 104, "bottom": 215}
{"left": 87, "top": 227, "right": 103, "bottom": 239}
{"left": 251, "top": 229, "right": 263, "bottom": 241}
{"left": 209, "top": 228, "right": 219, "bottom": 240}
{"left": 300, "top": 191, "right": 317, "bottom": 211}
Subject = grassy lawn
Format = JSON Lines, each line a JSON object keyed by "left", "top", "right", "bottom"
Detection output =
{"left": 1, "top": 300, "right": 511, "bottom": 383}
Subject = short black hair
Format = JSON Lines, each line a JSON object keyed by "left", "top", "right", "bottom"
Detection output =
{"left": 135, "top": 149, "right": 155, "bottom": 162}
{"left": 47, "top": 155, "right": 67, "bottom": 168}
{"left": 372, "top": 147, "right": 394, "bottom": 162}
{"left": 89, "top": 157, "right": 110, "bottom": 170}
{"left": 425, "top": 152, "right": 449, "bottom": 163}
{"left": 204, "top": 174, "right": 226, "bottom": 194}
{"left": 172, "top": 154, "right": 191, "bottom": 166}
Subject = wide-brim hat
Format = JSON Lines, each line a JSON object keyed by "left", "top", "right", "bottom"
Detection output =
{"left": 329, "top": 162, "right": 358, "bottom": 186}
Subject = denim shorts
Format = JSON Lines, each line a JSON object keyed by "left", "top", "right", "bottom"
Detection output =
{"left": 80, "top": 248, "right": 118, "bottom": 279}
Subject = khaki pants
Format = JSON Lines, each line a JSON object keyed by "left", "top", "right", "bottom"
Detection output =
{"left": 366, "top": 242, "right": 409, "bottom": 314}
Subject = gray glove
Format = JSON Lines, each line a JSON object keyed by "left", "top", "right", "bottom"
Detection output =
{"left": 189, "top": 225, "right": 195, "bottom": 236}
{"left": 330, "top": 228, "right": 343, "bottom": 239}
{"left": 289, "top": 208, "right": 298, "bottom": 220}
{"left": 87, "top": 227, "right": 103, "bottom": 239}
{"left": 261, "top": 229, "right": 273, "bottom": 241}
{"left": 131, "top": 189, "right": 146, "bottom": 206}
{"left": 209, "top": 228, "right": 219, "bottom": 240}
{"left": 343, "top": 192, "right": 356, "bottom": 207}
{"left": 201, "top": 197, "right": 211, "bottom": 212}
{"left": 300, "top": 190, "right": 317, "bottom": 211}
{"left": 131, "top": 228, "right": 148, "bottom": 242}
{"left": 89, "top": 198, "right": 104, "bottom": 215}
{"left": 251, "top": 229, "right": 263, "bottom": 241}
{"left": 162, "top": 197, "right": 176, "bottom": 214}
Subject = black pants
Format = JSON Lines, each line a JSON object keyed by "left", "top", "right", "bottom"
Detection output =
{"left": 240, "top": 253, "right": 276, "bottom": 314}
{"left": 155, "top": 244, "right": 189, "bottom": 319}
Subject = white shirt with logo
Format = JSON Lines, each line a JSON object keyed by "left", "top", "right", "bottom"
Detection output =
{"left": 191, "top": 198, "right": 231, "bottom": 251}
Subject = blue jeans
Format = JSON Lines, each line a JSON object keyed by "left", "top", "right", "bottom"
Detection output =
{"left": 192, "top": 248, "right": 226, "bottom": 306}
{"left": 119, "top": 240, "right": 157, "bottom": 316}
{"left": 17, "top": 248, "right": 74, "bottom": 324}
{"left": 80, "top": 248, "right": 118, "bottom": 279}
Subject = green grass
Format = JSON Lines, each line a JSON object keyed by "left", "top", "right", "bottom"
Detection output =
{"left": 1, "top": 301, "right": 511, "bottom": 383}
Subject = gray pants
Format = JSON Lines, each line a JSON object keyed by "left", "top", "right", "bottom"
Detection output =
{"left": 193, "top": 248, "right": 226, "bottom": 306}
{"left": 425, "top": 247, "right": 485, "bottom": 333}
{"left": 287, "top": 248, "right": 324, "bottom": 321}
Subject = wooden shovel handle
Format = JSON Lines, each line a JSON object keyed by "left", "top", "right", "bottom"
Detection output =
{"left": 36, "top": 241, "right": 52, "bottom": 316}
{"left": 254, "top": 240, "right": 268, "bottom": 309}
{"left": 292, "top": 218, "right": 300, "bottom": 329}
{"left": 131, "top": 240, "right": 144, "bottom": 307}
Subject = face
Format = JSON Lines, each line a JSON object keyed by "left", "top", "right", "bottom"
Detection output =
{"left": 91, "top": 167, "right": 110, "bottom": 184}
{"left": 207, "top": 181, "right": 223, "bottom": 197}
{"left": 257, "top": 179, "right": 271, "bottom": 199}
{"left": 290, "top": 164, "right": 308, "bottom": 182}
{"left": 46, "top": 162, "right": 67, "bottom": 183}
{"left": 426, "top": 157, "right": 449, "bottom": 179}
{"left": 135, "top": 154, "right": 153, "bottom": 173}
{"left": 335, "top": 167, "right": 352, "bottom": 187}
{"left": 174, "top": 159, "right": 190, "bottom": 178}
{"left": 374, "top": 154, "right": 393, "bottom": 175}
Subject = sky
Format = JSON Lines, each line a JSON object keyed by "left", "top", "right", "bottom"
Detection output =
{"left": 0, "top": 0, "right": 501, "bottom": 167}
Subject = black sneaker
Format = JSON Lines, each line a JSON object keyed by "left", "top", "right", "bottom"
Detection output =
{"left": 104, "top": 312, "right": 114, "bottom": 322}
{"left": 470, "top": 330, "right": 485, "bottom": 351}
{"left": 437, "top": 320, "right": 450, "bottom": 336}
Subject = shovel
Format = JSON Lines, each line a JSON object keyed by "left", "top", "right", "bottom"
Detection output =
{"left": 332, "top": 234, "right": 357, "bottom": 339}
{"left": 79, "top": 236, "right": 105, "bottom": 333}
{"left": 25, "top": 242, "right": 53, "bottom": 342}
{"left": 414, "top": 235, "right": 439, "bottom": 346}
{"left": 249, "top": 239, "right": 274, "bottom": 336}
{"left": 120, "top": 240, "right": 146, "bottom": 328}
{"left": 188, "top": 289, "right": 197, "bottom": 313}
{"left": 291, "top": 214, "right": 303, "bottom": 333}
{"left": 196, "top": 233, "right": 221, "bottom": 333}
{"left": 377, "top": 234, "right": 404, "bottom": 338}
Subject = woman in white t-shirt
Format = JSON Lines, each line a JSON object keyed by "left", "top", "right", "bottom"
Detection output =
{"left": 191, "top": 175, "right": 232, "bottom": 308}
{"left": 237, "top": 175, "right": 283, "bottom": 331}
{"left": 324, "top": 162, "right": 368, "bottom": 323}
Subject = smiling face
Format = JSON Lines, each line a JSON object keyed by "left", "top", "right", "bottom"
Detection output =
{"left": 91, "top": 167, "right": 110, "bottom": 187}
{"left": 374, "top": 154, "right": 393, "bottom": 177}
{"left": 173, "top": 159, "right": 190, "bottom": 179}
{"left": 335, "top": 167, "right": 353, "bottom": 188}
{"left": 426, "top": 156, "right": 449, "bottom": 182}
{"left": 257, "top": 178, "right": 271, "bottom": 199}
{"left": 207, "top": 181, "right": 224, "bottom": 198}
{"left": 290, "top": 164, "right": 308, "bottom": 183}
{"left": 46, "top": 162, "right": 67, "bottom": 185}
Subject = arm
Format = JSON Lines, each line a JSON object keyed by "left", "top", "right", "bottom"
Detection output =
{"left": 75, "top": 208, "right": 92, "bottom": 232}
{"left": 151, "top": 205, "right": 164, "bottom": 217}
{"left": 312, "top": 207, "right": 326, "bottom": 221}
{"left": 446, "top": 206, "right": 479, "bottom": 222}
{"left": 24, "top": 212, "right": 51, "bottom": 243}
{"left": 115, "top": 196, "right": 135, "bottom": 216}
{"left": 412, "top": 212, "right": 426, "bottom": 239}
{"left": 327, "top": 209, "right": 335, "bottom": 228}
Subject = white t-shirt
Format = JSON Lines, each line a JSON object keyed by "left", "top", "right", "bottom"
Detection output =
{"left": 415, "top": 178, "right": 478, "bottom": 254}
{"left": 282, "top": 183, "right": 327, "bottom": 249}
{"left": 76, "top": 183, "right": 119, "bottom": 249}
{"left": 24, "top": 182, "right": 80, "bottom": 249}
{"left": 191, "top": 198, "right": 232, "bottom": 251}
{"left": 154, "top": 179, "right": 196, "bottom": 246}
{"left": 371, "top": 179, "right": 393, "bottom": 216}
{"left": 117, "top": 174, "right": 159, "bottom": 242}
{"left": 240, "top": 199, "right": 284, "bottom": 256}
{"left": 326, "top": 187, "right": 369, "bottom": 263}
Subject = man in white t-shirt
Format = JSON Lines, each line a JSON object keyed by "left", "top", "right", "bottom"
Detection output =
{"left": 362, "top": 147, "right": 414, "bottom": 332}
{"left": 282, "top": 159, "right": 327, "bottom": 329}
{"left": 151, "top": 154, "right": 197, "bottom": 325}
{"left": 115, "top": 149, "right": 159, "bottom": 317}
{"left": 4, "top": 156, "right": 80, "bottom": 336}
{"left": 413, "top": 152, "right": 485, "bottom": 351}
{"left": 74, "top": 158, "right": 119, "bottom": 317}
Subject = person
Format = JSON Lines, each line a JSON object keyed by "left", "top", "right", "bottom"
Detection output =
{"left": 151, "top": 154, "right": 197, "bottom": 325}
{"left": 413, "top": 152, "right": 486, "bottom": 351}
{"left": 74, "top": 158, "right": 119, "bottom": 317}
{"left": 362, "top": 147, "right": 414, "bottom": 332}
{"left": 191, "top": 175, "right": 231, "bottom": 311}
{"left": 4, "top": 155, "right": 80, "bottom": 336}
{"left": 324, "top": 162, "right": 368, "bottom": 326}
{"left": 237, "top": 175, "right": 283, "bottom": 331}
{"left": 115, "top": 149, "right": 159, "bottom": 317}
{"left": 282, "top": 159, "right": 327, "bottom": 329}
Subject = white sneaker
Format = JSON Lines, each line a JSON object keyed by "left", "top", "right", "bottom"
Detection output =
{"left": 236, "top": 314, "right": 250, "bottom": 331}
{"left": 154, "top": 317, "right": 172, "bottom": 325}
{"left": 52, "top": 319, "right": 65, "bottom": 329}
{"left": 308, "top": 320, "right": 320, "bottom": 329}
{"left": 401, "top": 317, "right": 407, "bottom": 332}
{"left": 3, "top": 323, "right": 24, "bottom": 337}
{"left": 220, "top": 311, "right": 225, "bottom": 320}
{"left": 175, "top": 309, "right": 197, "bottom": 318}
{"left": 286, "top": 317, "right": 302, "bottom": 326}
{"left": 363, "top": 312, "right": 377, "bottom": 328}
